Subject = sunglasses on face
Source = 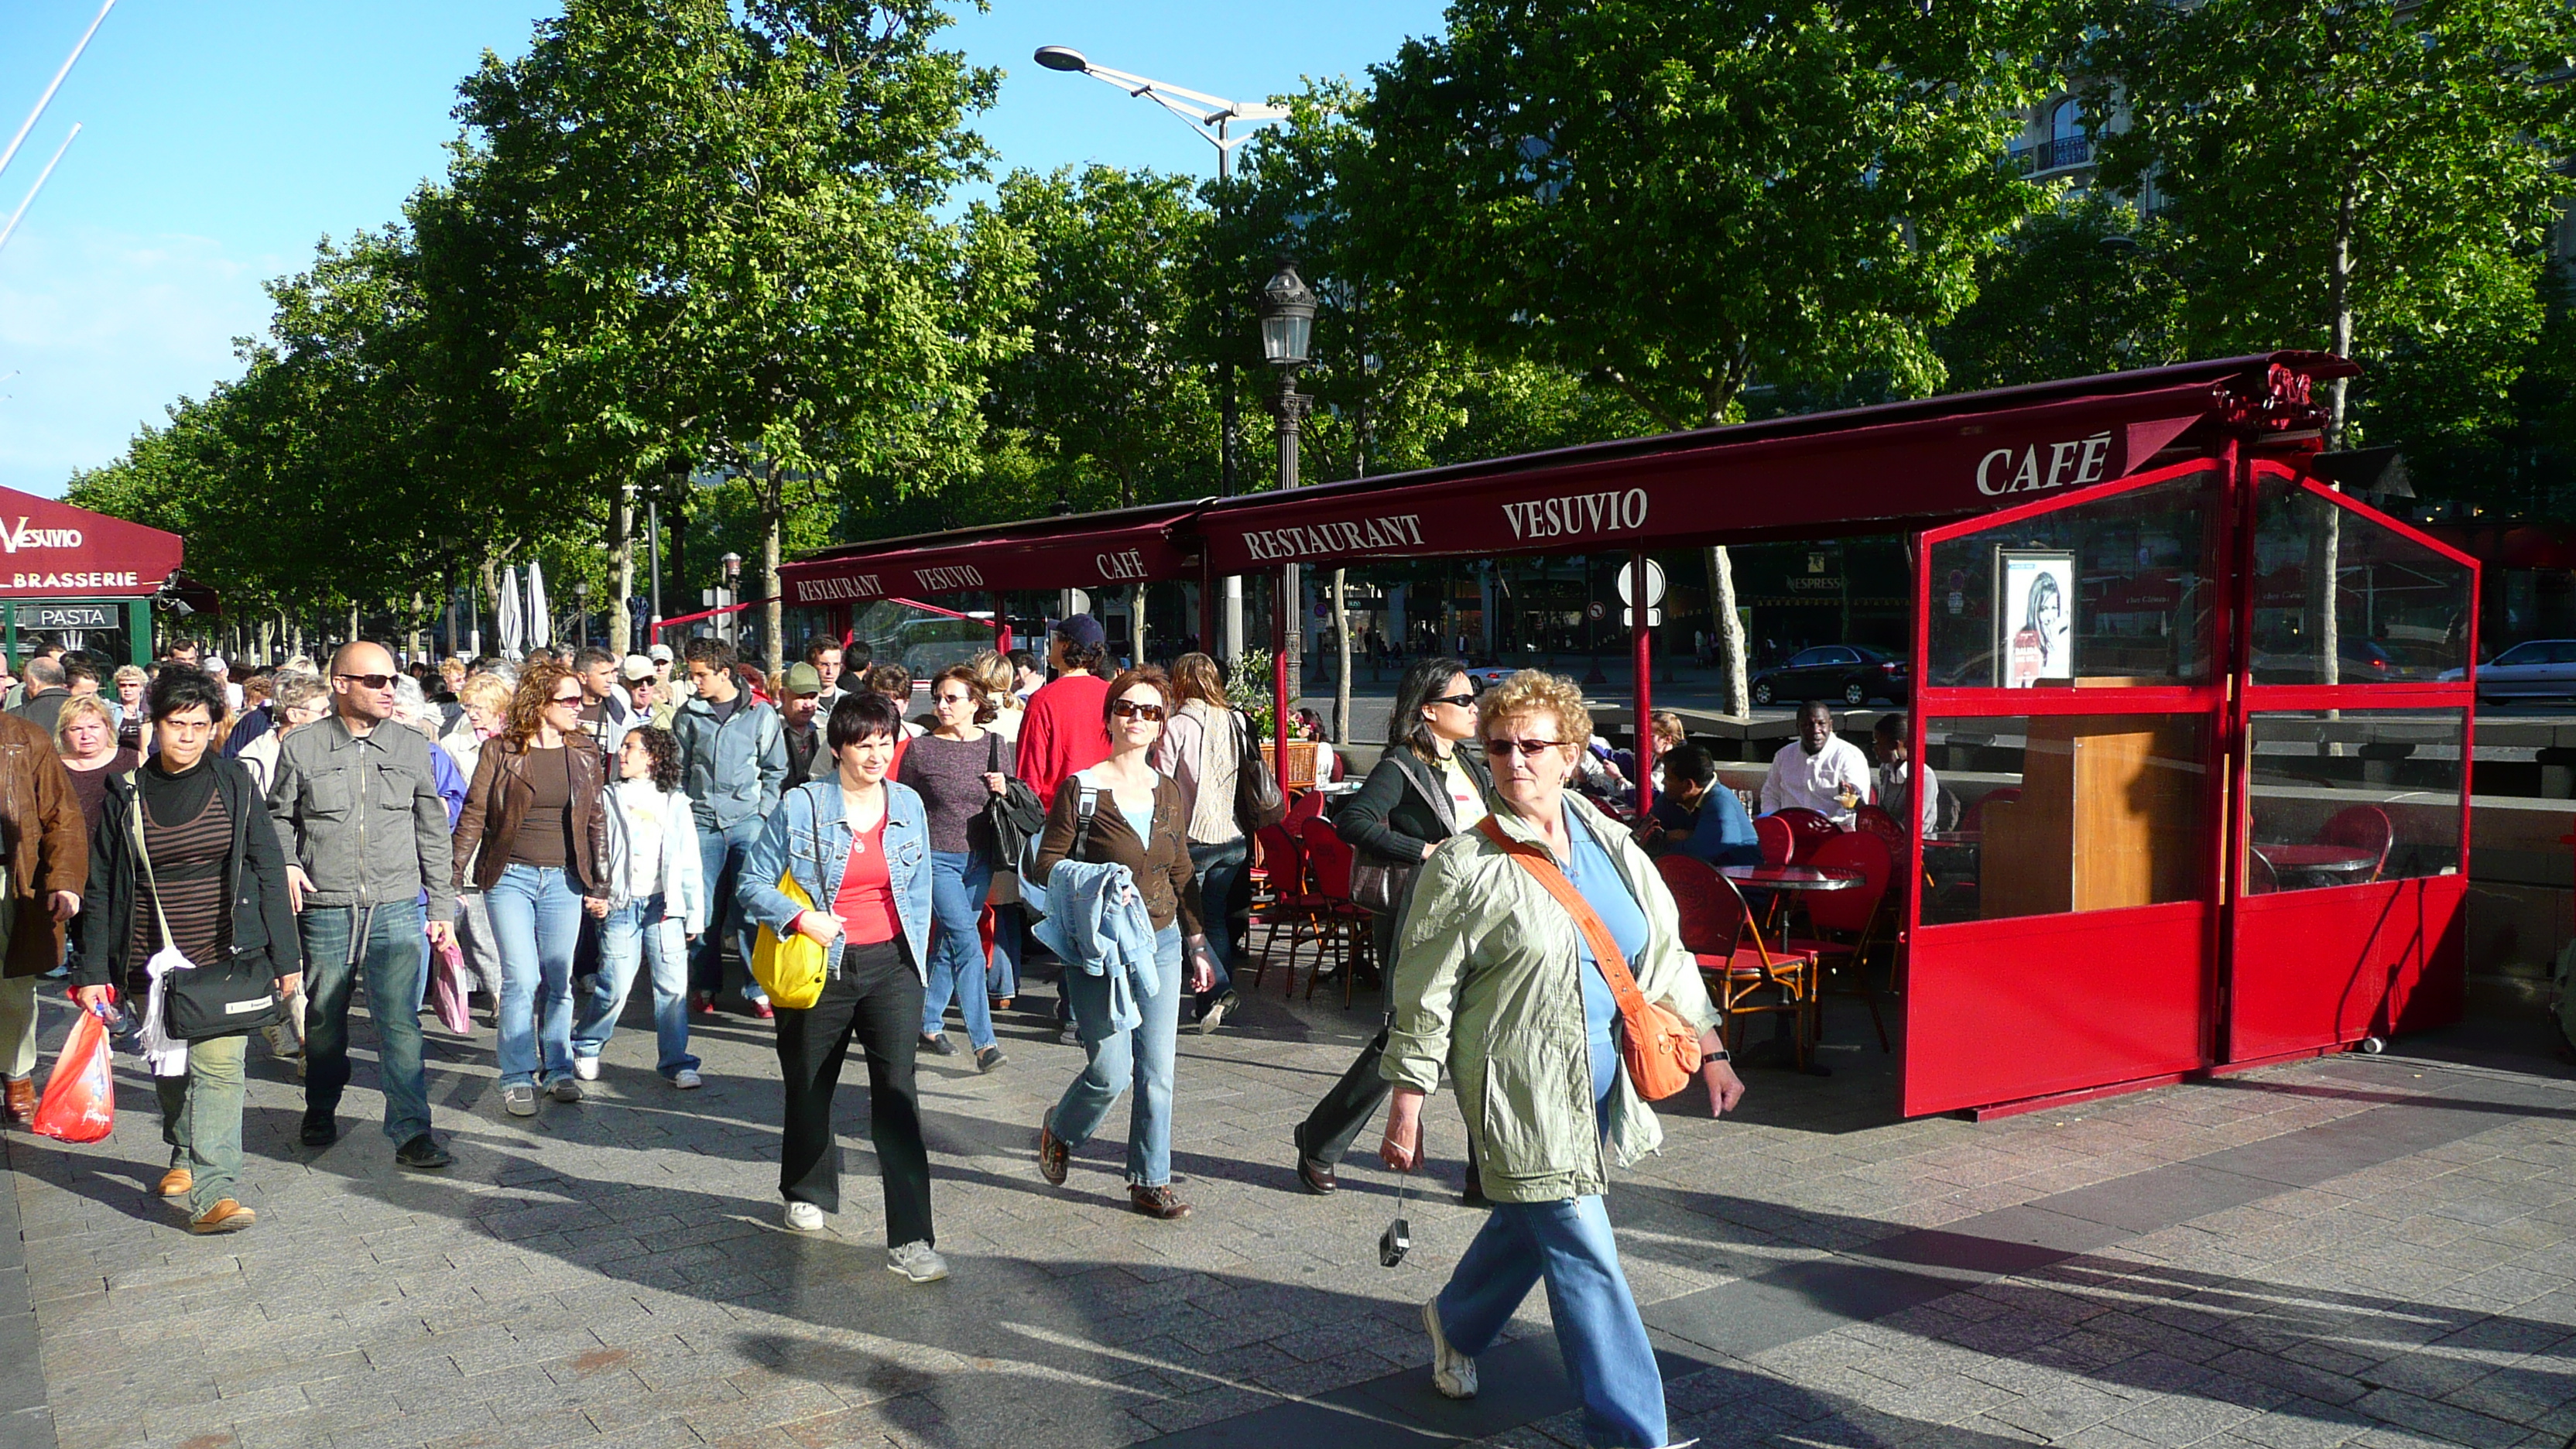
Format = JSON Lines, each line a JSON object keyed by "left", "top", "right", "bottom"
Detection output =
{"left": 550, "top": 692, "right": 584, "bottom": 707}
{"left": 1483, "top": 738, "right": 1569, "bottom": 759}
{"left": 335, "top": 673, "right": 399, "bottom": 690}
{"left": 935, "top": 692, "right": 975, "bottom": 705}
{"left": 1428, "top": 693, "right": 1478, "bottom": 709}
{"left": 1111, "top": 701, "right": 1166, "bottom": 722}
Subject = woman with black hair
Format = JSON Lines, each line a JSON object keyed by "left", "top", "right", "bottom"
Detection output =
{"left": 739, "top": 692, "right": 944, "bottom": 1280}
{"left": 72, "top": 666, "right": 301, "bottom": 1234}
{"left": 1290, "top": 657, "right": 1491, "bottom": 1196}
{"left": 571, "top": 724, "right": 707, "bottom": 1087}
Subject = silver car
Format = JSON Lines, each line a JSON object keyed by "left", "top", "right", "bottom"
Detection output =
{"left": 2441, "top": 639, "right": 2576, "bottom": 700}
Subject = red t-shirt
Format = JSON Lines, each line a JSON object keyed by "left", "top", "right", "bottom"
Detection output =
{"left": 828, "top": 815, "right": 903, "bottom": 946}
{"left": 1015, "top": 673, "right": 1112, "bottom": 810}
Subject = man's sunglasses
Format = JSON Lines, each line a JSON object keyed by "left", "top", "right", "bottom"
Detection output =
{"left": 334, "top": 673, "right": 399, "bottom": 690}
{"left": 1111, "top": 701, "right": 1166, "bottom": 721}
{"left": 1483, "top": 738, "right": 1570, "bottom": 758}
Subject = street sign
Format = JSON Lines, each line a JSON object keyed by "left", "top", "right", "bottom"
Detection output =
{"left": 1585, "top": 601, "right": 1607, "bottom": 622}
{"left": 1614, "top": 560, "right": 1667, "bottom": 608}
{"left": 1623, "top": 608, "right": 1664, "bottom": 627}
{"left": 14, "top": 604, "right": 112, "bottom": 630}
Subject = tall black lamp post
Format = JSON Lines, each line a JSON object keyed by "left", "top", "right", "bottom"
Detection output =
{"left": 572, "top": 579, "right": 590, "bottom": 649}
{"left": 1255, "top": 256, "right": 1315, "bottom": 787}
{"left": 720, "top": 551, "right": 743, "bottom": 649}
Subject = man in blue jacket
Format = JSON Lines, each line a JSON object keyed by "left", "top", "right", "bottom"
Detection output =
{"left": 670, "top": 639, "right": 786, "bottom": 1017}
{"left": 1642, "top": 744, "right": 1762, "bottom": 868}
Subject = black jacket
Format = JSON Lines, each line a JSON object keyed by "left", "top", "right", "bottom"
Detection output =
{"left": 1335, "top": 746, "right": 1493, "bottom": 867}
{"left": 74, "top": 757, "right": 303, "bottom": 988}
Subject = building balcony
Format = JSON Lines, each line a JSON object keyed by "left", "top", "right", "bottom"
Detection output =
{"left": 2010, "top": 135, "right": 2093, "bottom": 174}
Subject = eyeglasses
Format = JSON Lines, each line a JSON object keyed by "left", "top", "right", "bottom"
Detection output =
{"left": 1111, "top": 701, "right": 1166, "bottom": 722}
{"left": 335, "top": 673, "right": 398, "bottom": 690}
{"left": 550, "top": 692, "right": 584, "bottom": 707}
{"left": 1429, "top": 693, "right": 1478, "bottom": 709}
{"left": 935, "top": 692, "right": 976, "bottom": 705}
{"left": 1482, "top": 738, "right": 1570, "bottom": 758}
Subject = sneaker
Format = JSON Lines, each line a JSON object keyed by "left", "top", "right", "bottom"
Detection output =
{"left": 299, "top": 1110, "right": 337, "bottom": 1147}
{"left": 156, "top": 1166, "right": 193, "bottom": 1199}
{"left": 189, "top": 1199, "right": 256, "bottom": 1235}
{"left": 1197, "top": 990, "right": 1237, "bottom": 1036}
{"left": 783, "top": 1201, "right": 824, "bottom": 1231}
{"left": 502, "top": 1084, "right": 538, "bottom": 1117}
{"left": 975, "top": 1045, "right": 1008, "bottom": 1074}
{"left": 691, "top": 993, "right": 718, "bottom": 1019}
{"left": 749, "top": 1000, "right": 776, "bottom": 1020}
{"left": 1423, "top": 1298, "right": 1478, "bottom": 1399}
{"left": 672, "top": 1068, "right": 704, "bottom": 1090}
{"left": 572, "top": 1057, "right": 600, "bottom": 1081}
{"left": 548, "top": 1077, "right": 584, "bottom": 1104}
{"left": 920, "top": 1032, "right": 957, "bottom": 1057}
{"left": 1037, "top": 1113, "right": 1069, "bottom": 1187}
{"left": 260, "top": 1020, "right": 302, "bottom": 1060}
{"left": 1129, "top": 1184, "right": 1192, "bottom": 1221}
{"left": 1058, "top": 1024, "right": 1081, "bottom": 1046}
{"left": 992, "top": 996, "right": 1014, "bottom": 1012}
{"left": 395, "top": 1135, "right": 454, "bottom": 1170}
{"left": 886, "top": 1240, "right": 950, "bottom": 1283}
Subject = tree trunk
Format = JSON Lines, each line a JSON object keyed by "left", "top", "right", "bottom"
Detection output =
{"left": 2317, "top": 176, "right": 2357, "bottom": 694}
{"left": 1705, "top": 546, "right": 1750, "bottom": 716}
{"left": 611, "top": 482, "right": 636, "bottom": 656}
{"left": 1332, "top": 567, "right": 1351, "bottom": 745}
{"left": 759, "top": 466, "right": 785, "bottom": 677}
{"left": 1132, "top": 582, "right": 1148, "bottom": 669}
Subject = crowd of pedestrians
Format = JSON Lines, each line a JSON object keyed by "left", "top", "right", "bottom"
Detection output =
{"left": 0, "top": 620, "right": 1735, "bottom": 1447}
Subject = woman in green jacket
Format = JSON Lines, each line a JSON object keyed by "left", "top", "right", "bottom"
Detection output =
{"left": 1378, "top": 670, "right": 1745, "bottom": 1449}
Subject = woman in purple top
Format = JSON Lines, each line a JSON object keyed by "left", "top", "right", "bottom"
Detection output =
{"left": 897, "top": 665, "right": 1010, "bottom": 1071}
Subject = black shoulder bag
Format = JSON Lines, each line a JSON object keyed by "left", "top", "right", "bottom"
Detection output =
{"left": 132, "top": 788, "right": 283, "bottom": 1040}
{"left": 980, "top": 731, "right": 1048, "bottom": 870}
{"left": 1232, "top": 709, "right": 1286, "bottom": 835}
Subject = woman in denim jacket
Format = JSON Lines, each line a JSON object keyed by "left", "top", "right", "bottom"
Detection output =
{"left": 739, "top": 693, "right": 947, "bottom": 1283}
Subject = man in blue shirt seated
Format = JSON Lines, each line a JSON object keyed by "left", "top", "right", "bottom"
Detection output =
{"left": 1639, "top": 744, "right": 1762, "bottom": 868}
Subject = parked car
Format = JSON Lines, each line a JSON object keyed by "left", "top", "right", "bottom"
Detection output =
{"left": 2441, "top": 638, "right": 2576, "bottom": 700}
{"left": 1464, "top": 664, "right": 1517, "bottom": 690}
{"left": 1750, "top": 645, "right": 1908, "bottom": 707}
{"left": 2249, "top": 635, "right": 2401, "bottom": 684}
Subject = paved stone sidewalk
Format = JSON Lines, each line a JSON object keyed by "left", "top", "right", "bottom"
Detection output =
{"left": 5, "top": 975, "right": 2576, "bottom": 1449}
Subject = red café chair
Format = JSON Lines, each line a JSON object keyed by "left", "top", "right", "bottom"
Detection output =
{"left": 1656, "top": 855, "right": 1821, "bottom": 1070}
{"left": 1780, "top": 831, "right": 1893, "bottom": 1052}
{"left": 1853, "top": 804, "right": 1903, "bottom": 847}
{"left": 1247, "top": 823, "right": 1310, "bottom": 992}
{"left": 1958, "top": 786, "right": 2021, "bottom": 835}
{"left": 2317, "top": 806, "right": 2394, "bottom": 883}
{"left": 1754, "top": 815, "right": 1795, "bottom": 868}
{"left": 1293, "top": 817, "right": 1375, "bottom": 1005}
{"left": 1772, "top": 807, "right": 1840, "bottom": 864}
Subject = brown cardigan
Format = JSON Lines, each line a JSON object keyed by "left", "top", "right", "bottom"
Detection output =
{"left": 0, "top": 711, "right": 85, "bottom": 979}
{"left": 1033, "top": 768, "right": 1202, "bottom": 937}
{"left": 452, "top": 735, "right": 611, "bottom": 896}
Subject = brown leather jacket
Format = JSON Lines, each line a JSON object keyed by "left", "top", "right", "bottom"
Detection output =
{"left": 0, "top": 711, "right": 85, "bottom": 979}
{"left": 452, "top": 735, "right": 609, "bottom": 896}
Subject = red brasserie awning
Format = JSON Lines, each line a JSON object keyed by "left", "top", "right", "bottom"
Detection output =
{"left": 780, "top": 503, "right": 1203, "bottom": 605}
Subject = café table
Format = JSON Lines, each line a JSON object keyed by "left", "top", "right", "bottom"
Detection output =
{"left": 2249, "top": 843, "right": 2379, "bottom": 881}
{"left": 1714, "top": 864, "right": 1865, "bottom": 892}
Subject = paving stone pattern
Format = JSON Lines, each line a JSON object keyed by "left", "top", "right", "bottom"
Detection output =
{"left": 5, "top": 970, "right": 2576, "bottom": 1449}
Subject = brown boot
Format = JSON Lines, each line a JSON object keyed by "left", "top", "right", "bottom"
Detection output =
{"left": 1037, "top": 1114, "right": 1069, "bottom": 1187}
{"left": 3, "top": 1076, "right": 32, "bottom": 1125}
{"left": 156, "top": 1166, "right": 194, "bottom": 1200}
{"left": 188, "top": 1200, "right": 255, "bottom": 1235}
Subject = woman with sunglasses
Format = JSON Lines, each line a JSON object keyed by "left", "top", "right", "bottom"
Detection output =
{"left": 898, "top": 664, "right": 1009, "bottom": 1070}
{"left": 1377, "top": 670, "right": 1745, "bottom": 1449}
{"left": 453, "top": 659, "right": 611, "bottom": 1118}
{"left": 1288, "top": 657, "right": 1489, "bottom": 1196}
{"left": 738, "top": 693, "right": 946, "bottom": 1281}
{"left": 1033, "top": 667, "right": 1213, "bottom": 1221}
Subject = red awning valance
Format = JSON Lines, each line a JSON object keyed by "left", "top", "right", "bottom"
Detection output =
{"left": 780, "top": 504, "right": 1202, "bottom": 605}
{"left": 0, "top": 487, "right": 183, "bottom": 598}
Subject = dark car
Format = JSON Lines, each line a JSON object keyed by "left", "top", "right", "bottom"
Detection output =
{"left": 1751, "top": 645, "right": 1909, "bottom": 707}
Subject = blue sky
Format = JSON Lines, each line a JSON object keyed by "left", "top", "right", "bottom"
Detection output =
{"left": 0, "top": 0, "right": 1446, "bottom": 499}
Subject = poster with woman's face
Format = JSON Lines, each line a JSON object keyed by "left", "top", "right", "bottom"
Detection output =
{"left": 1998, "top": 550, "right": 2074, "bottom": 688}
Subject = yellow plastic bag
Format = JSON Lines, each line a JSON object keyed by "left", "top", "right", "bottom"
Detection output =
{"left": 751, "top": 869, "right": 827, "bottom": 1010}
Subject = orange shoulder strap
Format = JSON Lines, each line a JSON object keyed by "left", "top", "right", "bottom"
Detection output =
{"left": 1475, "top": 815, "right": 1649, "bottom": 1019}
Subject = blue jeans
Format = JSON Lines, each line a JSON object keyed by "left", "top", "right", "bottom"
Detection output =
{"left": 921, "top": 851, "right": 996, "bottom": 1050}
{"left": 300, "top": 899, "right": 432, "bottom": 1143}
{"left": 1050, "top": 923, "right": 1182, "bottom": 1187}
{"left": 987, "top": 903, "right": 1022, "bottom": 1001}
{"left": 573, "top": 893, "right": 701, "bottom": 1077}
{"left": 488, "top": 865, "right": 583, "bottom": 1091}
{"left": 690, "top": 814, "right": 768, "bottom": 1005}
{"left": 1187, "top": 839, "right": 1247, "bottom": 1009}
{"left": 1437, "top": 1195, "right": 1668, "bottom": 1448}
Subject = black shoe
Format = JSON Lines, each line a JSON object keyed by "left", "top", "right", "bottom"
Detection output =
{"left": 1461, "top": 1170, "right": 1488, "bottom": 1208}
{"left": 395, "top": 1134, "right": 453, "bottom": 1170}
{"left": 975, "top": 1045, "right": 1008, "bottom": 1074}
{"left": 920, "top": 1033, "right": 957, "bottom": 1057}
{"left": 1292, "top": 1122, "right": 1336, "bottom": 1195}
{"left": 300, "top": 1111, "right": 337, "bottom": 1148}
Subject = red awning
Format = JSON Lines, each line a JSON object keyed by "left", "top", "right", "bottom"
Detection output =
{"left": 780, "top": 503, "right": 1203, "bottom": 605}
{"left": 0, "top": 486, "right": 183, "bottom": 598}
{"left": 1191, "top": 382, "right": 2224, "bottom": 574}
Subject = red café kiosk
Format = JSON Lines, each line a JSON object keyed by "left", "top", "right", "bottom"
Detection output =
{"left": 783, "top": 355, "right": 2477, "bottom": 1118}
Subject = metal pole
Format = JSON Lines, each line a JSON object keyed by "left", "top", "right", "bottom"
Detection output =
{"left": 0, "top": 0, "right": 115, "bottom": 183}
{"left": 1218, "top": 125, "right": 1245, "bottom": 663}
{"left": 1273, "top": 369, "right": 1304, "bottom": 794}
{"left": 1633, "top": 550, "right": 1656, "bottom": 817}
{"left": 647, "top": 499, "right": 664, "bottom": 627}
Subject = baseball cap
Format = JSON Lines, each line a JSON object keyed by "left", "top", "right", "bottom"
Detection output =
{"left": 620, "top": 653, "right": 655, "bottom": 682}
{"left": 647, "top": 643, "right": 674, "bottom": 663}
{"left": 783, "top": 663, "right": 823, "bottom": 697}
{"left": 1055, "top": 614, "right": 1105, "bottom": 649}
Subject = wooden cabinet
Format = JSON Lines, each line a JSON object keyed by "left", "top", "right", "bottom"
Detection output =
{"left": 1983, "top": 714, "right": 2203, "bottom": 920}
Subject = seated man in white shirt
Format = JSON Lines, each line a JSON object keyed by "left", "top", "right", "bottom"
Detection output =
{"left": 1759, "top": 700, "right": 1873, "bottom": 827}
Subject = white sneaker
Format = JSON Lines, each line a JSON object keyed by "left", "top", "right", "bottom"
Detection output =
{"left": 886, "top": 1240, "right": 949, "bottom": 1283}
{"left": 1423, "top": 1298, "right": 1477, "bottom": 1399}
{"left": 572, "top": 1057, "right": 599, "bottom": 1081}
{"left": 783, "top": 1201, "right": 824, "bottom": 1231}
{"left": 672, "top": 1068, "right": 703, "bottom": 1090}
{"left": 548, "top": 1077, "right": 584, "bottom": 1104}
{"left": 502, "top": 1084, "right": 537, "bottom": 1118}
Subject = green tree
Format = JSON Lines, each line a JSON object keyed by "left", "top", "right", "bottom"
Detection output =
{"left": 2081, "top": 0, "right": 2576, "bottom": 446}
{"left": 1936, "top": 195, "right": 2184, "bottom": 392}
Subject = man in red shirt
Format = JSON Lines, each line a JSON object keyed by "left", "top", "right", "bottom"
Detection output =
{"left": 1012, "top": 615, "right": 1112, "bottom": 810}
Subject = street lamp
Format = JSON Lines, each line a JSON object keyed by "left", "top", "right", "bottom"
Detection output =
{"left": 1258, "top": 256, "right": 1317, "bottom": 772}
{"left": 1036, "top": 44, "right": 1290, "bottom": 660}
{"left": 720, "top": 552, "right": 743, "bottom": 648}
{"left": 572, "top": 579, "right": 589, "bottom": 649}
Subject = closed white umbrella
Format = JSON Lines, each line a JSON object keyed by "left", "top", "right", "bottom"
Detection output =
{"left": 497, "top": 566, "right": 524, "bottom": 659}
{"left": 526, "top": 560, "right": 551, "bottom": 652}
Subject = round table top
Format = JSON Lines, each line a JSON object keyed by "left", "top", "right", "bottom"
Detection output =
{"left": 1715, "top": 864, "right": 1865, "bottom": 890}
{"left": 2252, "top": 843, "right": 2380, "bottom": 873}
{"left": 1923, "top": 831, "right": 1983, "bottom": 846}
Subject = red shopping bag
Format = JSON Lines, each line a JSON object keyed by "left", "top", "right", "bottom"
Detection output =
{"left": 32, "top": 1008, "right": 115, "bottom": 1143}
{"left": 430, "top": 936, "right": 472, "bottom": 1035}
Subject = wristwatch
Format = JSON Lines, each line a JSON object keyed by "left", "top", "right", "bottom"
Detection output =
{"left": 1704, "top": 1048, "right": 1731, "bottom": 1063}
